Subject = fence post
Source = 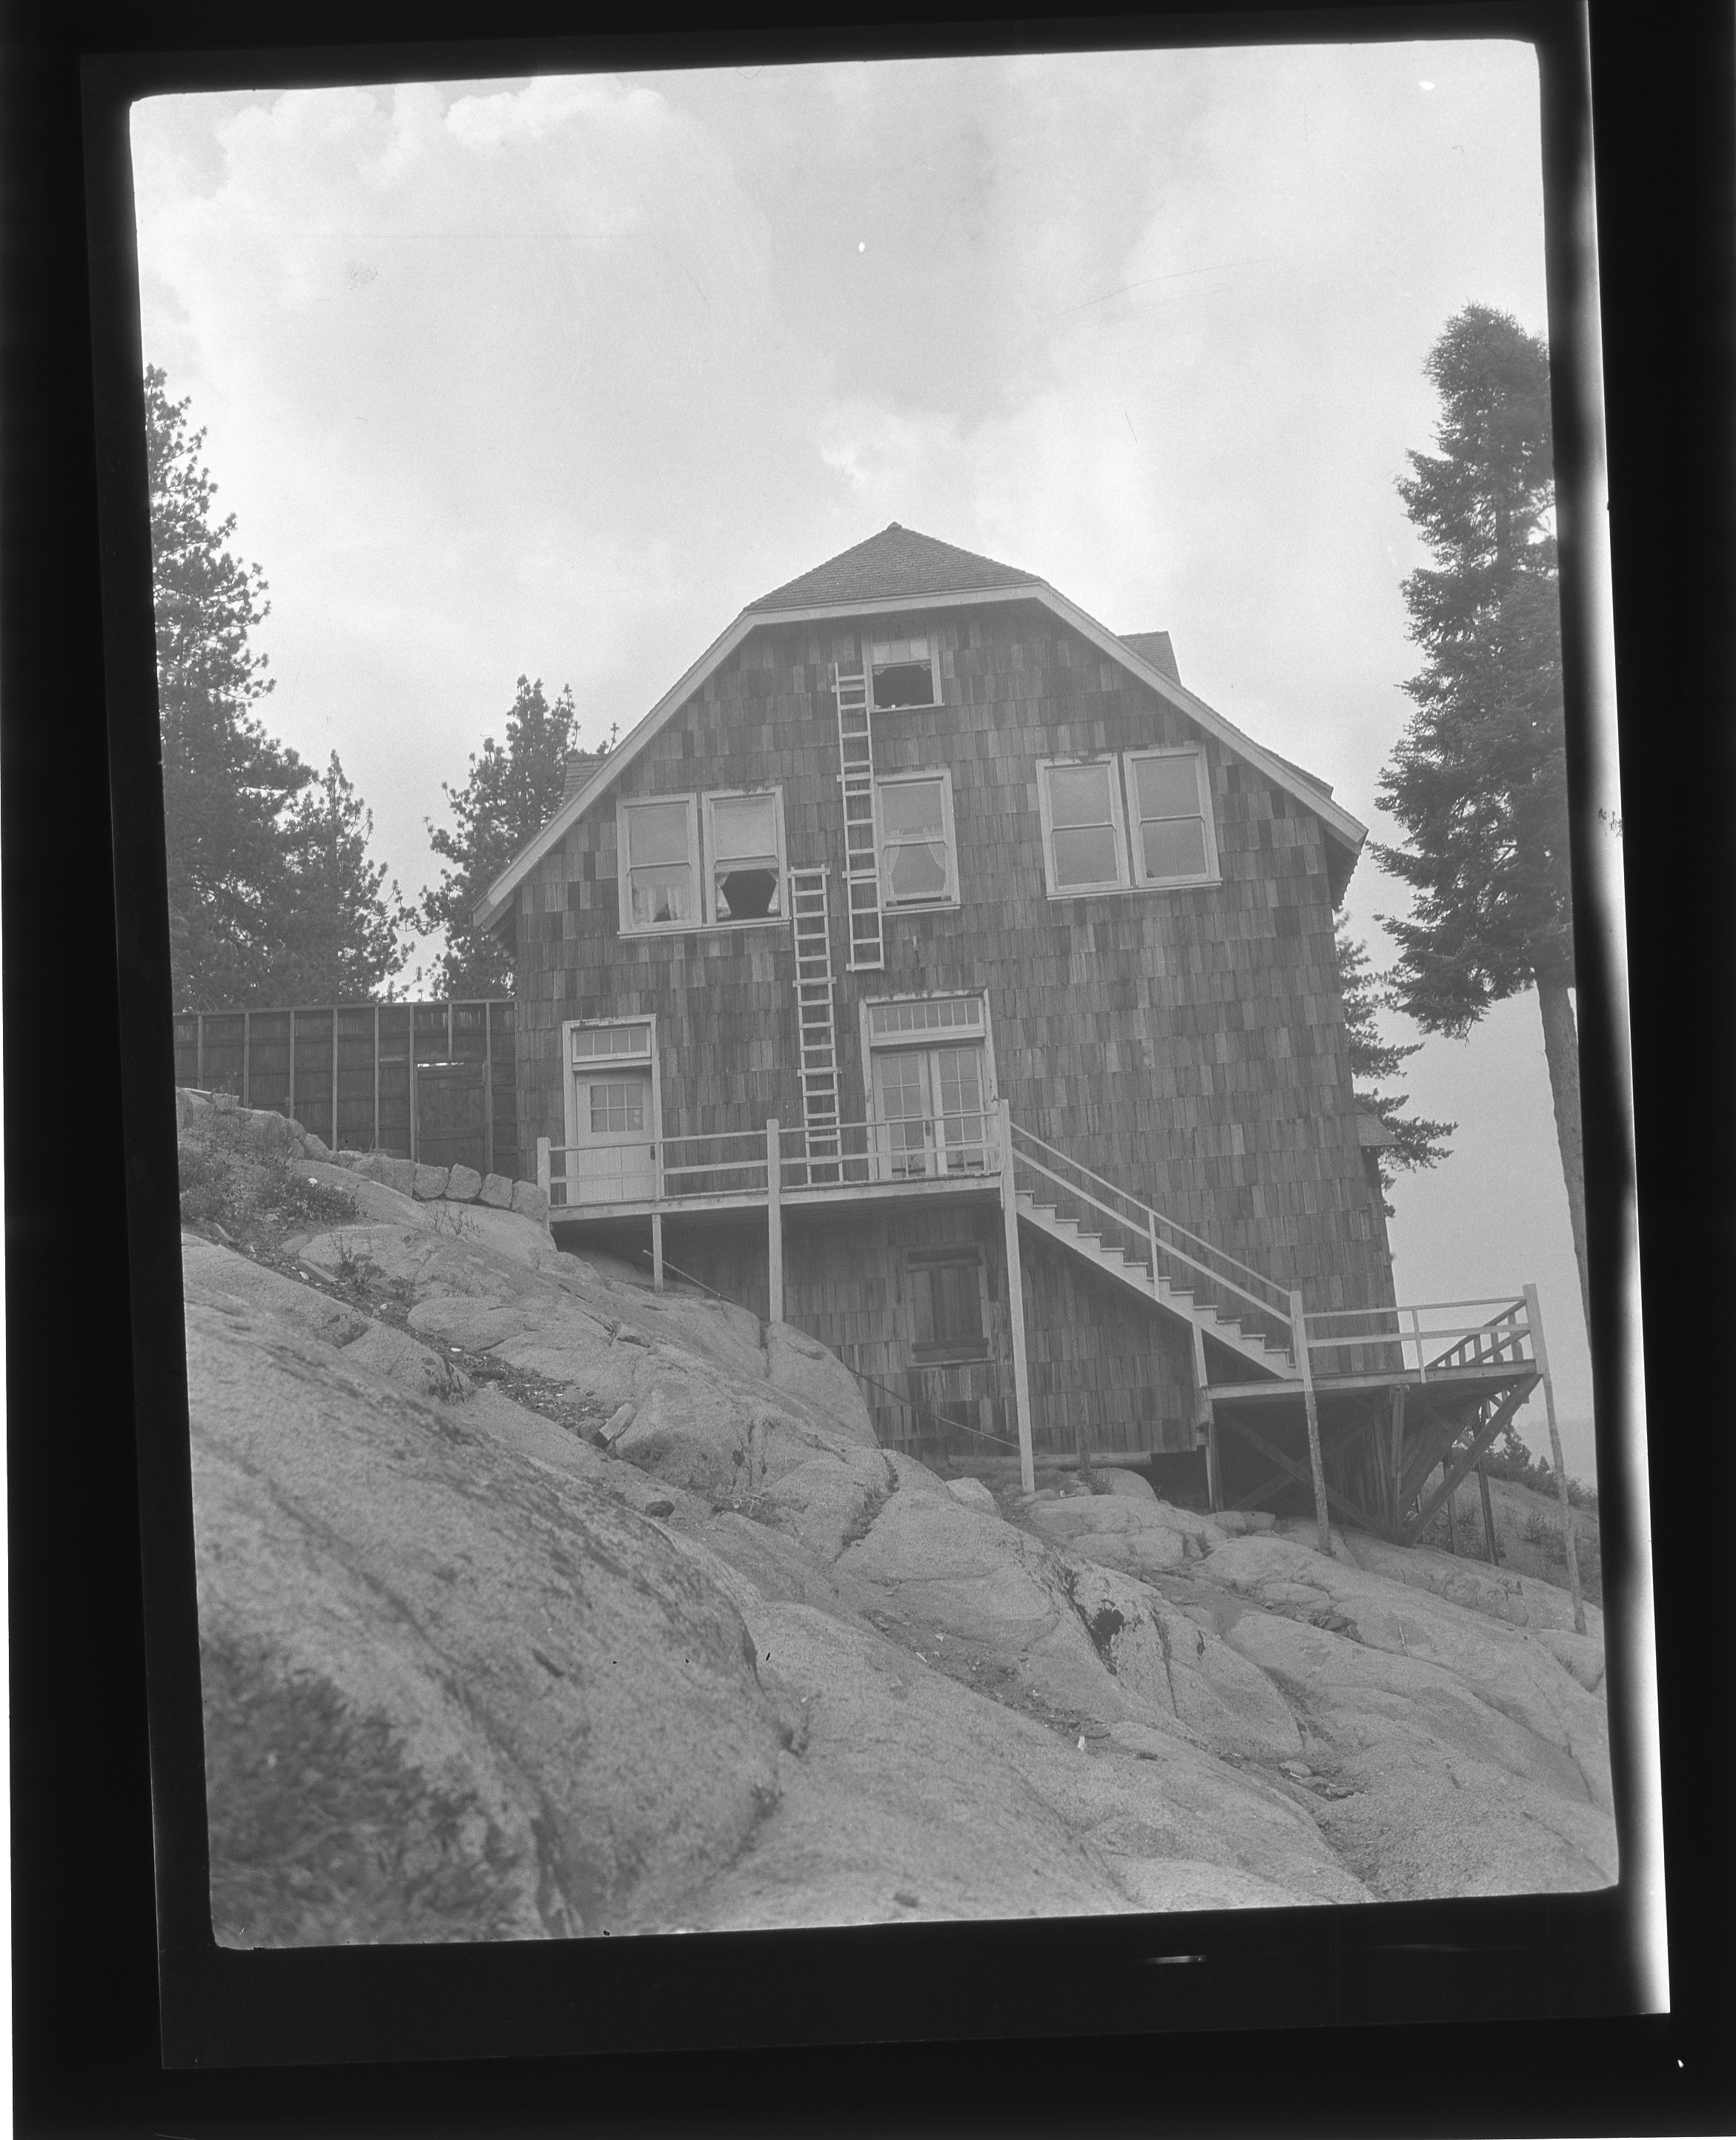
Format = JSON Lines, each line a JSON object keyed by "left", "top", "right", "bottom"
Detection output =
{"left": 999, "top": 1096, "right": 1036, "bottom": 1497}
{"left": 1525, "top": 1282, "right": 1586, "bottom": 1634}
{"left": 537, "top": 1136, "right": 551, "bottom": 1203}
{"left": 1291, "top": 1288, "right": 1332, "bottom": 1556}
{"left": 766, "top": 1118, "right": 783, "bottom": 1324}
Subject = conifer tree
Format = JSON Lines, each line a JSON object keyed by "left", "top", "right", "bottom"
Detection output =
{"left": 1334, "top": 915, "right": 1454, "bottom": 1214}
{"left": 148, "top": 367, "right": 408, "bottom": 1007}
{"left": 420, "top": 678, "right": 579, "bottom": 997}
{"left": 1375, "top": 305, "right": 1587, "bottom": 1325}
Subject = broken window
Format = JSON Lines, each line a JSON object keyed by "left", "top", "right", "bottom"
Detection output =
{"left": 706, "top": 790, "right": 784, "bottom": 922}
{"left": 867, "top": 635, "right": 938, "bottom": 710}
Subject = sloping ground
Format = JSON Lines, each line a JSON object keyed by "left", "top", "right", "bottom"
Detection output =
{"left": 177, "top": 1102, "right": 1614, "bottom": 1941}
{"left": 1415, "top": 1472, "right": 1603, "bottom": 1606}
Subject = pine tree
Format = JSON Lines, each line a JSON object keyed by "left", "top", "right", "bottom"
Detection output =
{"left": 1334, "top": 914, "right": 1454, "bottom": 1214}
{"left": 1374, "top": 305, "right": 1588, "bottom": 1326}
{"left": 148, "top": 365, "right": 308, "bottom": 1007}
{"left": 148, "top": 367, "right": 409, "bottom": 1007}
{"left": 420, "top": 678, "right": 579, "bottom": 998}
{"left": 274, "top": 755, "right": 415, "bottom": 1003}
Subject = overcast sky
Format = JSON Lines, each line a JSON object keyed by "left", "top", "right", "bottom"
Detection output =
{"left": 130, "top": 40, "right": 1613, "bottom": 1472}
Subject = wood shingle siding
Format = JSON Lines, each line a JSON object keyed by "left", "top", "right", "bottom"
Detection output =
{"left": 519, "top": 592, "right": 1392, "bottom": 1459}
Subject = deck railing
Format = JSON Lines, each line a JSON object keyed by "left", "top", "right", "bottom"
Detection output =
{"left": 1296, "top": 1294, "right": 1537, "bottom": 1383}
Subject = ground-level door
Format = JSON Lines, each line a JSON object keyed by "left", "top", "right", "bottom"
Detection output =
{"left": 564, "top": 1020, "right": 657, "bottom": 1205}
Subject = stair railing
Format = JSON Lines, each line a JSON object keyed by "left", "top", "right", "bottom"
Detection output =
{"left": 1007, "top": 1119, "right": 1294, "bottom": 1355}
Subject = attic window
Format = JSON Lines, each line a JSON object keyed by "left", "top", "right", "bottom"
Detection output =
{"left": 1039, "top": 761, "right": 1127, "bottom": 892}
{"left": 1037, "top": 750, "right": 1218, "bottom": 899}
{"left": 867, "top": 635, "right": 938, "bottom": 710}
{"left": 1127, "top": 749, "right": 1216, "bottom": 886}
{"left": 620, "top": 797, "right": 698, "bottom": 930}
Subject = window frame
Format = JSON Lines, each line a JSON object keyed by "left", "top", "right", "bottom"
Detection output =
{"left": 1035, "top": 755, "right": 1132, "bottom": 898}
{"left": 1124, "top": 746, "right": 1219, "bottom": 890}
{"left": 617, "top": 787, "right": 791, "bottom": 936}
{"left": 616, "top": 794, "right": 702, "bottom": 937}
{"left": 874, "top": 766, "right": 959, "bottom": 910}
{"left": 903, "top": 1242, "right": 991, "bottom": 1365}
{"left": 1036, "top": 749, "right": 1220, "bottom": 901}
{"left": 701, "top": 784, "right": 789, "bottom": 927}
{"left": 865, "top": 633, "right": 942, "bottom": 712}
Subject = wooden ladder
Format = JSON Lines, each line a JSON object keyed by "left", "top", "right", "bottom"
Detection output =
{"left": 789, "top": 866, "right": 842, "bottom": 1178}
{"left": 832, "top": 664, "right": 884, "bottom": 970}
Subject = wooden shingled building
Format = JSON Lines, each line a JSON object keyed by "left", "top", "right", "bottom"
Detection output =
{"left": 476, "top": 523, "right": 1563, "bottom": 1548}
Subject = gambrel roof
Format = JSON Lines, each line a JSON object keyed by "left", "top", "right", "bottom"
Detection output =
{"left": 477, "top": 524, "right": 1366, "bottom": 930}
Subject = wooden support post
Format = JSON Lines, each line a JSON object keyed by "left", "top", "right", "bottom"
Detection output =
{"left": 1291, "top": 1289, "right": 1332, "bottom": 1555}
{"left": 372, "top": 1004, "right": 381, "bottom": 1151}
{"left": 999, "top": 1096, "right": 1036, "bottom": 1497}
{"left": 196, "top": 1013, "right": 205, "bottom": 1092}
{"left": 651, "top": 1133, "right": 665, "bottom": 1296}
{"left": 1525, "top": 1283, "right": 1586, "bottom": 1634}
{"left": 537, "top": 1136, "right": 551, "bottom": 1203}
{"left": 766, "top": 1118, "right": 783, "bottom": 1324}
{"left": 1477, "top": 1460, "right": 1500, "bottom": 1566}
{"left": 1388, "top": 1382, "right": 1406, "bottom": 1540}
{"left": 288, "top": 1008, "right": 296, "bottom": 1124}
{"left": 483, "top": 1001, "right": 494, "bottom": 1179}
{"left": 1445, "top": 1465, "right": 1458, "bottom": 1555}
{"left": 242, "top": 1010, "right": 251, "bottom": 1110}
{"left": 330, "top": 1008, "right": 340, "bottom": 1151}
{"left": 1190, "top": 1319, "right": 1219, "bottom": 1509}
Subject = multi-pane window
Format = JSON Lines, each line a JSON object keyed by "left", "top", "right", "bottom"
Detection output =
{"left": 867, "top": 635, "right": 938, "bottom": 710}
{"left": 589, "top": 1079, "right": 646, "bottom": 1134}
{"left": 706, "top": 791, "right": 784, "bottom": 921}
{"left": 876, "top": 771, "right": 956, "bottom": 907}
{"left": 907, "top": 1245, "right": 987, "bottom": 1362}
{"left": 618, "top": 789, "right": 786, "bottom": 934}
{"left": 866, "top": 995, "right": 992, "bottom": 1179}
{"left": 1037, "top": 750, "right": 1216, "bottom": 897}
{"left": 570, "top": 1023, "right": 652, "bottom": 1063}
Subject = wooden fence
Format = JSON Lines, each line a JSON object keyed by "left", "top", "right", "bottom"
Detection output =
{"left": 172, "top": 1000, "right": 520, "bottom": 1182}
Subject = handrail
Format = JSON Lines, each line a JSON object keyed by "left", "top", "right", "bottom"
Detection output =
{"left": 1009, "top": 1119, "right": 1282, "bottom": 1300}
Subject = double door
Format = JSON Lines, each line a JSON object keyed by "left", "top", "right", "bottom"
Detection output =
{"left": 872, "top": 1042, "right": 990, "bottom": 1179}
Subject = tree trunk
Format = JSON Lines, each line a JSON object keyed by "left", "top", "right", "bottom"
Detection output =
{"left": 1537, "top": 977, "right": 1591, "bottom": 1336}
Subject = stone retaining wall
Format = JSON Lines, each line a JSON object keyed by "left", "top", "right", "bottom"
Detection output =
{"left": 177, "top": 1087, "right": 550, "bottom": 1225}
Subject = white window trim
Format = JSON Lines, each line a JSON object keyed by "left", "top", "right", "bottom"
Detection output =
{"left": 560, "top": 1015, "right": 661, "bottom": 1162}
{"left": 875, "top": 766, "right": 960, "bottom": 910}
{"left": 701, "top": 785, "right": 789, "bottom": 927}
{"left": 859, "top": 990, "right": 999, "bottom": 1156}
{"left": 617, "top": 788, "right": 792, "bottom": 936}
{"left": 616, "top": 794, "right": 700, "bottom": 937}
{"left": 1124, "top": 746, "right": 1221, "bottom": 890}
{"left": 1036, "top": 755, "right": 1131, "bottom": 899}
{"left": 865, "top": 633, "right": 943, "bottom": 713}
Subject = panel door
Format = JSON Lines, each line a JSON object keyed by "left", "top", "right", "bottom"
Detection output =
{"left": 871, "top": 1043, "right": 988, "bottom": 1178}
{"left": 570, "top": 1069, "right": 655, "bottom": 1205}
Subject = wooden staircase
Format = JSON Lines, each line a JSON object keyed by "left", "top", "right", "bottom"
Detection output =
{"left": 1007, "top": 1122, "right": 1299, "bottom": 1384}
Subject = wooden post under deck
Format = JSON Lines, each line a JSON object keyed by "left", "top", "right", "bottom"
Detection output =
{"left": 651, "top": 1133, "right": 664, "bottom": 1295}
{"left": 1445, "top": 1465, "right": 1459, "bottom": 1554}
{"left": 1525, "top": 1282, "right": 1586, "bottom": 1634}
{"left": 1477, "top": 1460, "right": 1500, "bottom": 1566}
{"left": 999, "top": 1097, "right": 1036, "bottom": 1497}
{"left": 1388, "top": 1381, "right": 1406, "bottom": 1542}
{"left": 1190, "top": 1319, "right": 1219, "bottom": 1511}
{"left": 766, "top": 1118, "right": 783, "bottom": 1324}
{"left": 1291, "top": 1288, "right": 1332, "bottom": 1554}
{"left": 537, "top": 1136, "right": 551, "bottom": 1204}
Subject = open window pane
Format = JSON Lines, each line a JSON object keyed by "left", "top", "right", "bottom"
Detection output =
{"left": 1133, "top": 755, "right": 1201, "bottom": 820}
{"left": 869, "top": 636, "right": 934, "bottom": 709}
{"left": 1052, "top": 824, "right": 1119, "bottom": 887}
{"left": 1140, "top": 816, "right": 1209, "bottom": 880}
{"left": 879, "top": 781, "right": 944, "bottom": 837}
{"left": 711, "top": 794, "right": 778, "bottom": 860}
{"left": 627, "top": 801, "right": 692, "bottom": 867}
